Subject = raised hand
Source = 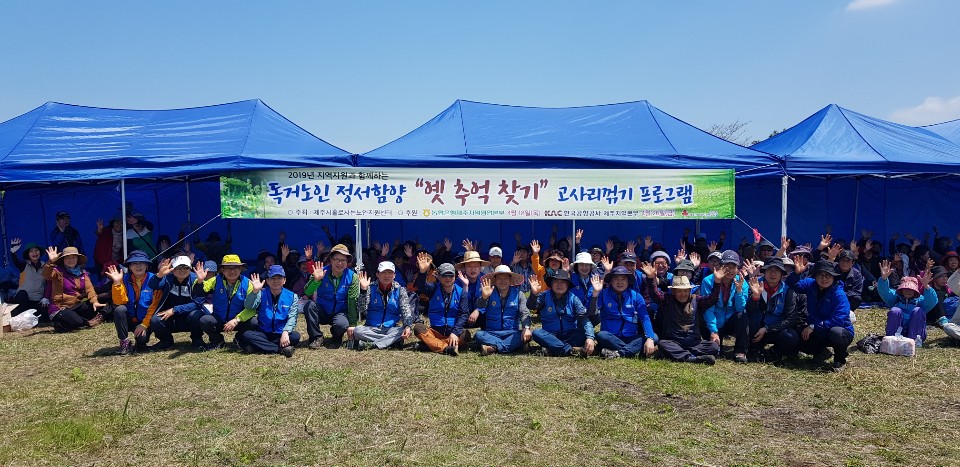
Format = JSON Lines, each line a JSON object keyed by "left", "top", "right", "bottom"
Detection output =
{"left": 480, "top": 276, "right": 494, "bottom": 298}
{"left": 827, "top": 243, "right": 843, "bottom": 261}
{"left": 675, "top": 248, "right": 687, "bottom": 264}
{"left": 905, "top": 232, "right": 915, "bottom": 241}
{"left": 920, "top": 270, "right": 932, "bottom": 289}
{"left": 732, "top": 273, "right": 744, "bottom": 292}
{"left": 864, "top": 239, "right": 873, "bottom": 252}
{"left": 315, "top": 240, "right": 326, "bottom": 255}
{"left": 404, "top": 243, "right": 414, "bottom": 258}
{"left": 719, "top": 231, "right": 726, "bottom": 242}
{"left": 321, "top": 224, "right": 331, "bottom": 234}
{"left": 926, "top": 258, "right": 936, "bottom": 274}
{"left": 879, "top": 259, "right": 892, "bottom": 279}
{"left": 105, "top": 265, "right": 124, "bottom": 283}
{"left": 278, "top": 230, "right": 286, "bottom": 242}
{"left": 514, "top": 232, "right": 522, "bottom": 243}
{"left": 511, "top": 251, "right": 522, "bottom": 266}
{"left": 708, "top": 241, "right": 718, "bottom": 252}
{"left": 457, "top": 271, "right": 470, "bottom": 287}
{"left": 312, "top": 262, "right": 326, "bottom": 282}
{"left": 626, "top": 240, "right": 637, "bottom": 253}
{"left": 357, "top": 271, "right": 371, "bottom": 291}
{"left": 416, "top": 252, "right": 432, "bottom": 273}
{"left": 249, "top": 273, "right": 265, "bottom": 293}
{"left": 46, "top": 246, "right": 59, "bottom": 263}
{"left": 793, "top": 255, "right": 808, "bottom": 275}
{"left": 304, "top": 244, "right": 313, "bottom": 260}
{"left": 781, "top": 236, "right": 790, "bottom": 251}
{"left": 193, "top": 261, "right": 208, "bottom": 282}
{"left": 9, "top": 237, "right": 21, "bottom": 253}
{"left": 156, "top": 258, "right": 173, "bottom": 278}
{"left": 529, "top": 276, "right": 543, "bottom": 295}
{"left": 530, "top": 239, "right": 541, "bottom": 254}
{"left": 372, "top": 240, "right": 382, "bottom": 251}
{"left": 462, "top": 238, "right": 475, "bottom": 252}
{"left": 644, "top": 236, "right": 653, "bottom": 249}
{"left": 748, "top": 275, "right": 762, "bottom": 298}
{"left": 590, "top": 274, "right": 604, "bottom": 294}
{"left": 684, "top": 227, "right": 691, "bottom": 237}
{"left": 96, "top": 218, "right": 104, "bottom": 231}
{"left": 741, "top": 262, "right": 757, "bottom": 279}
{"left": 819, "top": 233, "right": 833, "bottom": 250}
{"left": 689, "top": 251, "right": 701, "bottom": 269}
{"left": 912, "top": 238, "right": 921, "bottom": 249}
{"left": 443, "top": 238, "right": 453, "bottom": 251}
{"left": 713, "top": 265, "right": 727, "bottom": 282}
{"left": 605, "top": 239, "right": 614, "bottom": 254}
{"left": 561, "top": 257, "right": 570, "bottom": 271}
{"left": 380, "top": 242, "right": 390, "bottom": 257}
{"left": 600, "top": 256, "right": 613, "bottom": 273}
{"left": 639, "top": 261, "right": 657, "bottom": 279}
{"left": 280, "top": 244, "right": 290, "bottom": 261}
{"left": 575, "top": 229, "right": 583, "bottom": 244}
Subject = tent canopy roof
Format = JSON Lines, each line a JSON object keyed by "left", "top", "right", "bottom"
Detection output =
{"left": 920, "top": 118, "right": 960, "bottom": 146}
{"left": 0, "top": 99, "right": 352, "bottom": 183}
{"left": 359, "top": 100, "right": 781, "bottom": 176}
{"left": 751, "top": 104, "right": 960, "bottom": 176}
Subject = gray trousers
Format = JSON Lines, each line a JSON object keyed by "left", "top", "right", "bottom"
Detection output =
{"left": 353, "top": 325, "right": 405, "bottom": 349}
{"left": 944, "top": 322, "right": 960, "bottom": 341}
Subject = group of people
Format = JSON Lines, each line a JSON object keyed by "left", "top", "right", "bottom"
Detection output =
{"left": 9, "top": 212, "right": 960, "bottom": 372}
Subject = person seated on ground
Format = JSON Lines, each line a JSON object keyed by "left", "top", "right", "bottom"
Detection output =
{"left": 302, "top": 243, "right": 358, "bottom": 349}
{"left": 700, "top": 250, "right": 750, "bottom": 363}
{"left": 510, "top": 244, "right": 534, "bottom": 295}
{"left": 351, "top": 262, "right": 413, "bottom": 351}
{"left": 926, "top": 265, "right": 955, "bottom": 327}
{"left": 569, "top": 252, "right": 600, "bottom": 307}
{"left": 785, "top": 258, "right": 855, "bottom": 372}
{"left": 9, "top": 239, "right": 50, "bottom": 319}
{"left": 942, "top": 270, "right": 960, "bottom": 343}
{"left": 93, "top": 217, "right": 123, "bottom": 272}
{"left": 142, "top": 256, "right": 205, "bottom": 351}
{"left": 828, "top": 249, "right": 864, "bottom": 311}
{"left": 614, "top": 250, "right": 643, "bottom": 294}
{"left": 592, "top": 265, "right": 656, "bottom": 360}
{"left": 126, "top": 212, "right": 157, "bottom": 258}
{"left": 236, "top": 266, "right": 300, "bottom": 357}
{"left": 42, "top": 246, "right": 105, "bottom": 332}
{"left": 193, "top": 230, "right": 231, "bottom": 265}
{"left": 413, "top": 261, "right": 469, "bottom": 356}
{"left": 279, "top": 244, "right": 303, "bottom": 288}
{"left": 788, "top": 245, "right": 813, "bottom": 278}
{"left": 105, "top": 250, "right": 155, "bottom": 355}
{"left": 673, "top": 257, "right": 700, "bottom": 292}
{"left": 481, "top": 246, "right": 503, "bottom": 276}
{"left": 527, "top": 270, "right": 595, "bottom": 358}
{"left": 289, "top": 250, "right": 312, "bottom": 297}
{"left": 745, "top": 257, "right": 802, "bottom": 362}
{"left": 642, "top": 250, "right": 674, "bottom": 333}
{"left": 472, "top": 265, "right": 532, "bottom": 356}
{"left": 941, "top": 251, "right": 960, "bottom": 275}
{"left": 530, "top": 240, "right": 563, "bottom": 285}
{"left": 877, "top": 259, "right": 938, "bottom": 347}
{"left": 50, "top": 211, "right": 84, "bottom": 254}
{"left": 649, "top": 269, "right": 723, "bottom": 365}
{"left": 194, "top": 254, "right": 257, "bottom": 350}
{"left": 456, "top": 250, "right": 488, "bottom": 328}
{"left": 756, "top": 239, "right": 777, "bottom": 261}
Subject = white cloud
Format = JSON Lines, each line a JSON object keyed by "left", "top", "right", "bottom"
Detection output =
{"left": 846, "top": 0, "right": 897, "bottom": 11}
{"left": 889, "top": 95, "right": 960, "bottom": 126}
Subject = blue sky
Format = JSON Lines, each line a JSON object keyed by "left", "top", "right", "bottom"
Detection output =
{"left": 1, "top": 0, "right": 957, "bottom": 152}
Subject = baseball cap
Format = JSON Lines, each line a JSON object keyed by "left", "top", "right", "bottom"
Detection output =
{"left": 378, "top": 261, "right": 396, "bottom": 272}
{"left": 488, "top": 247, "right": 503, "bottom": 257}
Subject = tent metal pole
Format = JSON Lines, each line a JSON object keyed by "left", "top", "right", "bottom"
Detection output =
{"left": 695, "top": 220, "right": 701, "bottom": 237}
{"left": 0, "top": 192, "right": 7, "bottom": 268}
{"left": 852, "top": 177, "right": 860, "bottom": 238}
{"left": 781, "top": 175, "right": 788, "bottom": 239}
{"left": 185, "top": 177, "right": 192, "bottom": 226}
{"left": 571, "top": 218, "right": 577, "bottom": 259}
{"left": 121, "top": 179, "right": 128, "bottom": 262}
{"left": 355, "top": 219, "right": 363, "bottom": 269}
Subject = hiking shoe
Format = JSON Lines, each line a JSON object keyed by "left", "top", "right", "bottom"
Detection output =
{"left": 444, "top": 344, "right": 459, "bottom": 356}
{"left": 812, "top": 349, "right": 833, "bottom": 365}
{"left": 938, "top": 316, "right": 950, "bottom": 328}
{"left": 117, "top": 339, "right": 133, "bottom": 356}
{"left": 355, "top": 340, "right": 371, "bottom": 351}
{"left": 281, "top": 346, "right": 295, "bottom": 358}
{"left": 734, "top": 353, "right": 748, "bottom": 363}
{"left": 480, "top": 345, "right": 497, "bottom": 356}
{"left": 87, "top": 313, "right": 104, "bottom": 327}
{"left": 205, "top": 340, "right": 225, "bottom": 351}
{"left": 601, "top": 348, "right": 620, "bottom": 360}
{"left": 569, "top": 347, "right": 588, "bottom": 358}
{"left": 308, "top": 339, "right": 325, "bottom": 350}
{"left": 831, "top": 360, "right": 847, "bottom": 373}
{"left": 695, "top": 355, "right": 716, "bottom": 365}
{"left": 134, "top": 341, "right": 149, "bottom": 353}
{"left": 346, "top": 339, "right": 356, "bottom": 350}
{"left": 149, "top": 340, "right": 173, "bottom": 352}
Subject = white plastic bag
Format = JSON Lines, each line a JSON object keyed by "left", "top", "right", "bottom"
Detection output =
{"left": 9, "top": 309, "right": 39, "bottom": 332}
{"left": 879, "top": 335, "right": 916, "bottom": 357}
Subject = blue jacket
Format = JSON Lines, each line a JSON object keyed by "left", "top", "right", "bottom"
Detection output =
{"left": 877, "top": 277, "right": 939, "bottom": 327}
{"left": 147, "top": 272, "right": 204, "bottom": 317}
{"left": 526, "top": 291, "right": 594, "bottom": 339}
{"left": 595, "top": 288, "right": 657, "bottom": 342}
{"left": 785, "top": 273, "right": 854, "bottom": 335}
{"left": 244, "top": 288, "right": 298, "bottom": 334}
{"left": 700, "top": 273, "right": 748, "bottom": 334}
{"left": 417, "top": 279, "right": 466, "bottom": 337}
{"left": 358, "top": 282, "right": 412, "bottom": 328}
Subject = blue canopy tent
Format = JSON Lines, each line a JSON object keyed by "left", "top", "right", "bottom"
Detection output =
{"left": 0, "top": 99, "right": 355, "bottom": 270}
{"left": 921, "top": 118, "right": 960, "bottom": 146}
{"left": 751, "top": 104, "right": 960, "bottom": 245}
{"left": 358, "top": 100, "right": 784, "bottom": 257}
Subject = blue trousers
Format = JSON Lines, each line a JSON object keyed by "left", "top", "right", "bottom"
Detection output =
{"left": 474, "top": 329, "right": 524, "bottom": 354}
{"left": 532, "top": 328, "right": 587, "bottom": 356}
{"left": 240, "top": 330, "right": 301, "bottom": 354}
{"left": 596, "top": 331, "right": 647, "bottom": 357}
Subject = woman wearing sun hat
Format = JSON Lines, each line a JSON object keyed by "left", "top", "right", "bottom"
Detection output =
{"left": 42, "top": 246, "right": 106, "bottom": 332}
{"left": 103, "top": 250, "right": 156, "bottom": 355}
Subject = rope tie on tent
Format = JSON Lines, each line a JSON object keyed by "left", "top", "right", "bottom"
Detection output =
{"left": 150, "top": 214, "right": 222, "bottom": 261}
{"left": 734, "top": 215, "right": 776, "bottom": 245}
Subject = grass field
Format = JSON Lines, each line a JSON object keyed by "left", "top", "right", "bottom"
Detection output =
{"left": 1, "top": 307, "right": 958, "bottom": 466}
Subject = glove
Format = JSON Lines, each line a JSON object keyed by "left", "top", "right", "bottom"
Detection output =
{"left": 40, "top": 298, "right": 50, "bottom": 307}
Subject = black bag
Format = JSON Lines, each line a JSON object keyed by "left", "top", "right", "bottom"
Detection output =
{"left": 856, "top": 333, "right": 883, "bottom": 354}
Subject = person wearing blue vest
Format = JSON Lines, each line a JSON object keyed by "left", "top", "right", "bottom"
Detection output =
{"left": 745, "top": 257, "right": 802, "bottom": 362}
{"left": 143, "top": 255, "right": 205, "bottom": 351}
{"left": 412, "top": 261, "right": 469, "bottom": 356}
{"left": 473, "top": 265, "right": 532, "bottom": 356}
{"left": 194, "top": 254, "right": 256, "bottom": 350}
{"left": 353, "top": 261, "right": 413, "bottom": 351}
{"left": 458, "top": 251, "right": 488, "bottom": 330}
{"left": 105, "top": 250, "right": 155, "bottom": 355}
{"left": 236, "top": 265, "right": 300, "bottom": 358}
{"left": 527, "top": 270, "right": 595, "bottom": 358}
{"left": 303, "top": 243, "right": 359, "bottom": 349}
{"left": 700, "top": 250, "right": 750, "bottom": 363}
{"left": 570, "top": 252, "right": 599, "bottom": 308}
{"left": 593, "top": 266, "right": 657, "bottom": 360}
{"left": 785, "top": 257, "right": 855, "bottom": 372}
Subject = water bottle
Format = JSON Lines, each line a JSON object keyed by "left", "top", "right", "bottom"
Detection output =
{"left": 915, "top": 335, "right": 923, "bottom": 348}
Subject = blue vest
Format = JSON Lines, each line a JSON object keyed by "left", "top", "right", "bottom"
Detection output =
{"left": 483, "top": 287, "right": 521, "bottom": 332}
{"left": 315, "top": 268, "right": 356, "bottom": 315}
{"left": 570, "top": 273, "right": 595, "bottom": 305}
{"left": 367, "top": 285, "right": 403, "bottom": 328}
{"left": 539, "top": 292, "right": 580, "bottom": 334}
{"left": 598, "top": 288, "right": 646, "bottom": 339}
{"left": 257, "top": 288, "right": 295, "bottom": 334}
{"left": 212, "top": 275, "right": 249, "bottom": 321}
{"left": 123, "top": 273, "right": 155, "bottom": 321}
{"left": 428, "top": 283, "right": 463, "bottom": 332}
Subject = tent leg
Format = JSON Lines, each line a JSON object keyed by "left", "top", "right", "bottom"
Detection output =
{"left": 0, "top": 192, "right": 7, "bottom": 268}
{"left": 781, "top": 175, "right": 788, "bottom": 239}
{"left": 571, "top": 219, "right": 577, "bottom": 259}
{"left": 852, "top": 177, "right": 860, "bottom": 239}
{"left": 185, "top": 177, "right": 192, "bottom": 227}
{"left": 355, "top": 219, "right": 363, "bottom": 270}
{"left": 121, "top": 179, "right": 128, "bottom": 262}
